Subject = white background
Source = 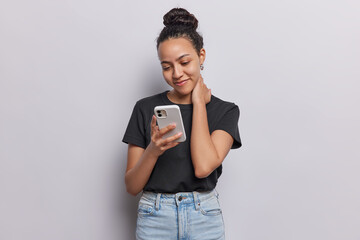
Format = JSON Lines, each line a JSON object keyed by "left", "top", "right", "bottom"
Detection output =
{"left": 1, "top": 0, "right": 359, "bottom": 239}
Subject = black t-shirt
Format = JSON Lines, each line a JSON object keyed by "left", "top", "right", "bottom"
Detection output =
{"left": 122, "top": 90, "right": 241, "bottom": 193}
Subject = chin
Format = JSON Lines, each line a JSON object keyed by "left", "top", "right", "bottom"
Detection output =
{"left": 173, "top": 86, "right": 193, "bottom": 96}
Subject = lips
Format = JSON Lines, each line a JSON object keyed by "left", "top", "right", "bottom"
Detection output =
{"left": 174, "top": 79, "right": 189, "bottom": 86}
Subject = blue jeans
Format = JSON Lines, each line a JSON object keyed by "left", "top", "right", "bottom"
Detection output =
{"left": 136, "top": 189, "right": 225, "bottom": 240}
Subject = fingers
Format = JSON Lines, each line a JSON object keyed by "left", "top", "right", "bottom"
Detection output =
{"left": 151, "top": 131, "right": 182, "bottom": 153}
{"left": 199, "top": 76, "right": 211, "bottom": 103}
{"left": 161, "top": 141, "right": 180, "bottom": 151}
{"left": 151, "top": 115, "right": 159, "bottom": 134}
{"left": 163, "top": 132, "right": 183, "bottom": 144}
{"left": 152, "top": 121, "right": 181, "bottom": 142}
{"left": 199, "top": 75, "right": 208, "bottom": 90}
{"left": 199, "top": 74, "right": 203, "bottom": 82}
{"left": 149, "top": 116, "right": 184, "bottom": 156}
{"left": 158, "top": 123, "right": 176, "bottom": 136}
{"left": 151, "top": 115, "right": 156, "bottom": 129}
{"left": 160, "top": 133, "right": 182, "bottom": 149}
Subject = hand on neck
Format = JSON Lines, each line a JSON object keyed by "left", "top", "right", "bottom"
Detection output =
{"left": 167, "top": 90, "right": 192, "bottom": 105}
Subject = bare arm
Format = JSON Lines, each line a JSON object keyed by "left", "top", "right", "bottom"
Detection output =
{"left": 191, "top": 76, "right": 234, "bottom": 178}
{"left": 125, "top": 115, "right": 183, "bottom": 196}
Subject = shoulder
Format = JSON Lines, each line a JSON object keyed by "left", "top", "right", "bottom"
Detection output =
{"left": 208, "top": 95, "right": 242, "bottom": 149}
{"left": 134, "top": 91, "right": 167, "bottom": 111}
{"left": 208, "top": 94, "right": 239, "bottom": 113}
{"left": 136, "top": 91, "right": 164, "bottom": 105}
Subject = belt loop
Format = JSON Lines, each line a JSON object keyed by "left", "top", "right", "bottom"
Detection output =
{"left": 155, "top": 193, "right": 161, "bottom": 211}
{"left": 193, "top": 191, "right": 200, "bottom": 210}
{"left": 214, "top": 188, "right": 219, "bottom": 198}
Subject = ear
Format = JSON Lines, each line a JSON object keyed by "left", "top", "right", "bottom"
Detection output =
{"left": 199, "top": 48, "right": 206, "bottom": 65}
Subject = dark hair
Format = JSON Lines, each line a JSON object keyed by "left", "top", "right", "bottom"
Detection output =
{"left": 156, "top": 8, "right": 204, "bottom": 55}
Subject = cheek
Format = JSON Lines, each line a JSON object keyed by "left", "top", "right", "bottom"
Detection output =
{"left": 162, "top": 71, "right": 173, "bottom": 84}
{"left": 186, "top": 64, "right": 200, "bottom": 78}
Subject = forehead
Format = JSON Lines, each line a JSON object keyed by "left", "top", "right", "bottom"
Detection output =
{"left": 158, "top": 38, "right": 196, "bottom": 61}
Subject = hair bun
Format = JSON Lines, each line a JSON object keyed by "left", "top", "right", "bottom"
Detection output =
{"left": 163, "top": 8, "right": 198, "bottom": 30}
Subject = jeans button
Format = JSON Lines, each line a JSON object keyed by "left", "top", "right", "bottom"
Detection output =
{"left": 178, "top": 196, "right": 183, "bottom": 201}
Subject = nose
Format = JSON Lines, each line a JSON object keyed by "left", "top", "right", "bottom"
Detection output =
{"left": 172, "top": 64, "right": 183, "bottom": 80}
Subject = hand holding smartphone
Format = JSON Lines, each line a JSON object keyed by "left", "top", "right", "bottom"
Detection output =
{"left": 154, "top": 105, "right": 186, "bottom": 142}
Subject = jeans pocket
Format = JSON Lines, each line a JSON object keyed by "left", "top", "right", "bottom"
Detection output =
{"left": 138, "top": 204, "right": 155, "bottom": 216}
{"left": 137, "top": 197, "right": 155, "bottom": 216}
{"left": 199, "top": 196, "right": 222, "bottom": 216}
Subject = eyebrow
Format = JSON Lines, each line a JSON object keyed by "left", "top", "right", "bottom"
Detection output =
{"left": 160, "top": 54, "right": 190, "bottom": 64}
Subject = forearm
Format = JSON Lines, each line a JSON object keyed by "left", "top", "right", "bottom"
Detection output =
{"left": 125, "top": 147, "right": 158, "bottom": 196}
{"left": 191, "top": 102, "right": 220, "bottom": 178}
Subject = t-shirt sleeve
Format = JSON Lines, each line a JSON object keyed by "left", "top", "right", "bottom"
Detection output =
{"left": 214, "top": 104, "right": 242, "bottom": 149}
{"left": 122, "top": 101, "right": 147, "bottom": 149}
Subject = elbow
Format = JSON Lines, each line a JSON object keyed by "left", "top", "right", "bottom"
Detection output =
{"left": 126, "top": 187, "right": 139, "bottom": 197}
{"left": 125, "top": 174, "right": 141, "bottom": 196}
{"left": 125, "top": 183, "right": 139, "bottom": 196}
{"left": 194, "top": 156, "right": 222, "bottom": 179}
{"left": 194, "top": 166, "right": 212, "bottom": 179}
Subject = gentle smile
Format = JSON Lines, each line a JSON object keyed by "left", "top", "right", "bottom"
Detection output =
{"left": 174, "top": 79, "right": 189, "bottom": 86}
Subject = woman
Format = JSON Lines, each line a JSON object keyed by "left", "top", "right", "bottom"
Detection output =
{"left": 123, "top": 7, "right": 242, "bottom": 240}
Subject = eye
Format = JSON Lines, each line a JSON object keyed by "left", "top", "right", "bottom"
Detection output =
{"left": 181, "top": 62, "right": 189, "bottom": 66}
{"left": 162, "top": 66, "right": 170, "bottom": 71}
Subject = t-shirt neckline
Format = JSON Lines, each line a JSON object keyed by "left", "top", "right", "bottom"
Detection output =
{"left": 161, "top": 90, "right": 193, "bottom": 110}
{"left": 161, "top": 90, "right": 214, "bottom": 110}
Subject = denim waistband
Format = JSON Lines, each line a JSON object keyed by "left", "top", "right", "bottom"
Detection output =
{"left": 140, "top": 189, "right": 219, "bottom": 211}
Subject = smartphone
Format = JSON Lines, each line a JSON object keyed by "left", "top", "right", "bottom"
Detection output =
{"left": 154, "top": 105, "right": 186, "bottom": 142}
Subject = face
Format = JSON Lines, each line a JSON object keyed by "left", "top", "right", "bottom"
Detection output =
{"left": 157, "top": 37, "right": 205, "bottom": 97}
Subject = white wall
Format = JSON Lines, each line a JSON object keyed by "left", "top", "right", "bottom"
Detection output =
{"left": 1, "top": 0, "right": 359, "bottom": 239}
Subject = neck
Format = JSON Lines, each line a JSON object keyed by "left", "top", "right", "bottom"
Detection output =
{"left": 167, "top": 90, "right": 192, "bottom": 104}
